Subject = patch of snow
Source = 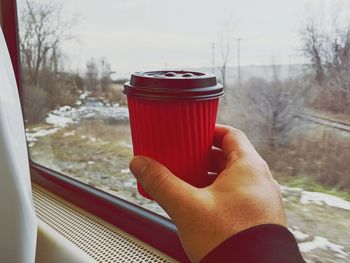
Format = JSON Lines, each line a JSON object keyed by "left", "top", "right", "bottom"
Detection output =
{"left": 44, "top": 98, "right": 129, "bottom": 126}
{"left": 299, "top": 236, "right": 348, "bottom": 258}
{"left": 123, "top": 181, "right": 134, "bottom": 188}
{"left": 46, "top": 114, "right": 75, "bottom": 127}
{"left": 89, "top": 136, "right": 97, "bottom": 142}
{"left": 63, "top": 131, "right": 76, "bottom": 137}
{"left": 121, "top": 168, "right": 131, "bottom": 174}
{"left": 82, "top": 112, "right": 95, "bottom": 118}
{"left": 280, "top": 185, "right": 303, "bottom": 192}
{"left": 289, "top": 228, "right": 309, "bottom": 241}
{"left": 26, "top": 128, "right": 59, "bottom": 142}
{"left": 281, "top": 185, "right": 350, "bottom": 211}
{"left": 74, "top": 102, "right": 129, "bottom": 120}
{"left": 79, "top": 91, "right": 90, "bottom": 100}
{"left": 118, "top": 141, "right": 132, "bottom": 148}
{"left": 51, "top": 105, "right": 72, "bottom": 115}
{"left": 80, "top": 135, "right": 87, "bottom": 140}
{"left": 300, "top": 191, "right": 350, "bottom": 210}
{"left": 87, "top": 161, "right": 95, "bottom": 165}
{"left": 26, "top": 97, "right": 130, "bottom": 149}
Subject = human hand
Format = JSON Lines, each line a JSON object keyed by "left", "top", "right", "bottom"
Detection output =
{"left": 129, "top": 124, "right": 286, "bottom": 262}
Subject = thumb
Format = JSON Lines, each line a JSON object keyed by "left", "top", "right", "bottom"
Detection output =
{"left": 129, "top": 156, "right": 198, "bottom": 218}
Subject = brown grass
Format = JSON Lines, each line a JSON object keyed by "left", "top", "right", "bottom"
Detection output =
{"left": 262, "top": 129, "right": 350, "bottom": 192}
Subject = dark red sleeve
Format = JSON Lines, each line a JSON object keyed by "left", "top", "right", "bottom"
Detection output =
{"left": 200, "top": 224, "right": 305, "bottom": 263}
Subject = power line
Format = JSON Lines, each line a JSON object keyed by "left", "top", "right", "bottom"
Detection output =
{"left": 236, "top": 38, "right": 242, "bottom": 84}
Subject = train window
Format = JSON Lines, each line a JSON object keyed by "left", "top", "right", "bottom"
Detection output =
{"left": 17, "top": 0, "right": 350, "bottom": 262}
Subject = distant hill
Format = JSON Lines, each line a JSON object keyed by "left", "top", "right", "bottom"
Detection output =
{"left": 188, "top": 64, "right": 311, "bottom": 84}
{"left": 115, "top": 64, "right": 311, "bottom": 83}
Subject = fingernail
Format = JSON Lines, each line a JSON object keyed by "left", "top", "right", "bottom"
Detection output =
{"left": 130, "top": 156, "right": 148, "bottom": 177}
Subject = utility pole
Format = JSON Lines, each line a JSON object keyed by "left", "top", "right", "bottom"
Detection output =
{"left": 288, "top": 54, "right": 292, "bottom": 76}
{"left": 236, "top": 38, "right": 242, "bottom": 84}
{"left": 210, "top": 42, "right": 215, "bottom": 73}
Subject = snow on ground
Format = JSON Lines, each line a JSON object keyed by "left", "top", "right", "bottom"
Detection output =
{"left": 300, "top": 191, "right": 350, "bottom": 210}
{"left": 26, "top": 127, "right": 59, "bottom": 143}
{"left": 118, "top": 141, "right": 132, "bottom": 148}
{"left": 280, "top": 185, "right": 303, "bottom": 192}
{"left": 74, "top": 90, "right": 90, "bottom": 108}
{"left": 79, "top": 135, "right": 109, "bottom": 145}
{"left": 89, "top": 136, "right": 97, "bottom": 142}
{"left": 26, "top": 97, "right": 129, "bottom": 147}
{"left": 63, "top": 131, "right": 76, "bottom": 137}
{"left": 79, "top": 91, "right": 90, "bottom": 100}
{"left": 75, "top": 103, "right": 129, "bottom": 120}
{"left": 45, "top": 99, "right": 129, "bottom": 124}
{"left": 46, "top": 113, "right": 76, "bottom": 127}
{"left": 299, "top": 236, "right": 349, "bottom": 259}
{"left": 289, "top": 227, "right": 309, "bottom": 242}
{"left": 280, "top": 185, "right": 350, "bottom": 211}
{"left": 122, "top": 181, "right": 134, "bottom": 188}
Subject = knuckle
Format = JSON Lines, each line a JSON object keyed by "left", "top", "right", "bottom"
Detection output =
{"left": 230, "top": 127, "right": 247, "bottom": 138}
{"left": 251, "top": 156, "right": 271, "bottom": 175}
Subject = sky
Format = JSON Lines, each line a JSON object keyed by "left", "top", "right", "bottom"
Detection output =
{"left": 17, "top": 0, "right": 350, "bottom": 78}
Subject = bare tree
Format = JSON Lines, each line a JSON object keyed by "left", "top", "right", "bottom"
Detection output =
{"left": 217, "top": 20, "right": 235, "bottom": 104}
{"left": 300, "top": 19, "right": 350, "bottom": 82}
{"left": 218, "top": 38, "right": 230, "bottom": 90}
{"left": 18, "top": 0, "right": 82, "bottom": 123}
{"left": 19, "top": 0, "right": 75, "bottom": 85}
{"left": 85, "top": 57, "right": 113, "bottom": 93}
{"left": 85, "top": 58, "right": 99, "bottom": 92}
{"left": 99, "top": 57, "right": 113, "bottom": 92}
{"left": 241, "top": 68, "right": 307, "bottom": 150}
{"left": 300, "top": 2, "right": 350, "bottom": 113}
{"left": 300, "top": 21, "right": 325, "bottom": 84}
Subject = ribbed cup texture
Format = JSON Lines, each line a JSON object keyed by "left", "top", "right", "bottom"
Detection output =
{"left": 127, "top": 96, "right": 219, "bottom": 199}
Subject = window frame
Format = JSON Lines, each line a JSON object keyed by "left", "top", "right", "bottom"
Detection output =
{"left": 1, "top": 0, "right": 188, "bottom": 261}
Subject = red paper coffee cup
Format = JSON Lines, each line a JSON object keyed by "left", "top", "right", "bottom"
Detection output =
{"left": 124, "top": 71, "right": 224, "bottom": 199}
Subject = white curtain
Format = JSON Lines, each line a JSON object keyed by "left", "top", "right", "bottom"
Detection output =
{"left": 0, "top": 28, "right": 37, "bottom": 262}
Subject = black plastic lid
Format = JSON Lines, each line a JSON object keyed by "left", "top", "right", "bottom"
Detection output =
{"left": 123, "top": 71, "right": 224, "bottom": 101}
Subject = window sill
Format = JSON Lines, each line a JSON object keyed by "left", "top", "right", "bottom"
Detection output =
{"left": 30, "top": 162, "right": 189, "bottom": 262}
{"left": 33, "top": 184, "right": 176, "bottom": 262}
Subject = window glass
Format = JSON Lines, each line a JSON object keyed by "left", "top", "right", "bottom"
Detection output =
{"left": 18, "top": 0, "right": 350, "bottom": 261}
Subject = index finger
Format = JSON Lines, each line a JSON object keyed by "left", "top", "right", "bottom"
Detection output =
{"left": 213, "top": 124, "right": 258, "bottom": 160}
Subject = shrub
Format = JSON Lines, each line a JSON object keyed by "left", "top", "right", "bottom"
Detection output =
{"left": 263, "top": 129, "right": 350, "bottom": 192}
{"left": 23, "top": 85, "right": 51, "bottom": 123}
